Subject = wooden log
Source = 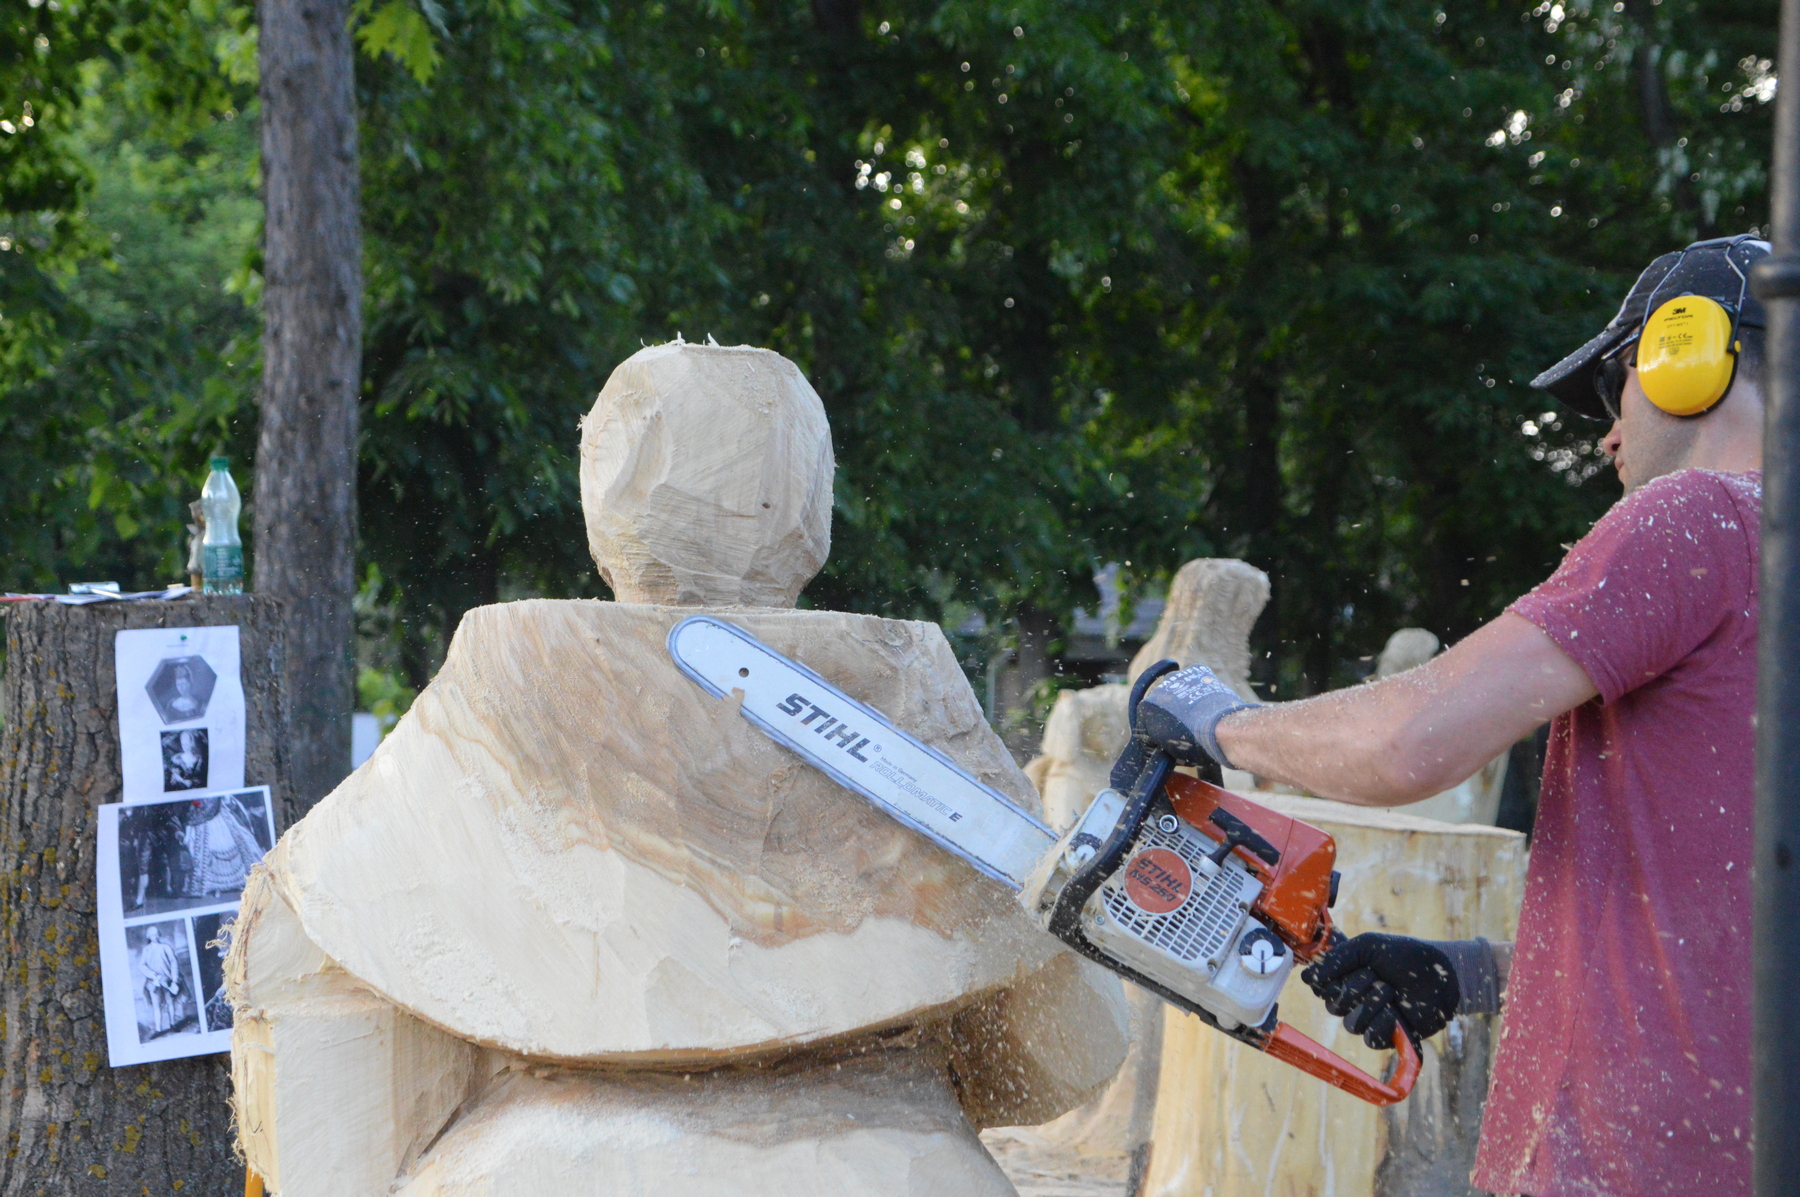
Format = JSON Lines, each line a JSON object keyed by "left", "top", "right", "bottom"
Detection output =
{"left": 0, "top": 596, "right": 288, "bottom": 1195}
{"left": 1141, "top": 797, "right": 1527, "bottom": 1197}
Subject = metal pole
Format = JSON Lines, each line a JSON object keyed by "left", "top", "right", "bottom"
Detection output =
{"left": 1752, "top": 0, "right": 1800, "bottom": 1186}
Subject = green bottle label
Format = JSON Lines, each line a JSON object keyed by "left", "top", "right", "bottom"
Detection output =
{"left": 203, "top": 544, "right": 243, "bottom": 581}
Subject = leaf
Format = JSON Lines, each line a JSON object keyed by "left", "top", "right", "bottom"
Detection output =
{"left": 352, "top": 0, "right": 441, "bottom": 85}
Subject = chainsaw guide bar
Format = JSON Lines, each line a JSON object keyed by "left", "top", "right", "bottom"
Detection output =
{"left": 667, "top": 616, "right": 1056, "bottom": 890}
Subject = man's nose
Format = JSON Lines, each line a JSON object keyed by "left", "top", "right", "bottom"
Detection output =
{"left": 1600, "top": 421, "right": 1623, "bottom": 457}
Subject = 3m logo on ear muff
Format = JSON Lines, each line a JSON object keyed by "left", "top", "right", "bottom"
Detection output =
{"left": 1635, "top": 293, "right": 1738, "bottom": 417}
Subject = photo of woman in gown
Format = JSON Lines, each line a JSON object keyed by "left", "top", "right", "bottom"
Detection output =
{"left": 160, "top": 728, "right": 208, "bottom": 792}
{"left": 181, "top": 792, "right": 267, "bottom": 899}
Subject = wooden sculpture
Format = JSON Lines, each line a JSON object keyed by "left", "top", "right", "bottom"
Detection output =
{"left": 227, "top": 341, "right": 1129, "bottom": 1196}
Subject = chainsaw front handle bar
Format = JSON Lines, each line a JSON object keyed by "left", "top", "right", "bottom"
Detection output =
{"left": 1262, "top": 1020, "right": 1421, "bottom": 1105}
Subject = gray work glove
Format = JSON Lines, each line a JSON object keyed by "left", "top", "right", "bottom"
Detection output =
{"left": 1136, "top": 664, "right": 1260, "bottom": 771}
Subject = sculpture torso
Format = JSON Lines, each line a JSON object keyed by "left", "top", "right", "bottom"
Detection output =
{"left": 279, "top": 599, "right": 1058, "bottom": 1059}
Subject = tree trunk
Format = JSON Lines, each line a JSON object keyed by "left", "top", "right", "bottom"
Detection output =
{"left": 1622, "top": 0, "right": 1704, "bottom": 232}
{"left": 0, "top": 597, "right": 289, "bottom": 1196}
{"left": 256, "top": 0, "right": 362, "bottom": 812}
{"left": 995, "top": 606, "right": 1059, "bottom": 761}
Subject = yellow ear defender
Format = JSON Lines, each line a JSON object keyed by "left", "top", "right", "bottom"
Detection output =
{"left": 1635, "top": 294, "right": 1741, "bottom": 417}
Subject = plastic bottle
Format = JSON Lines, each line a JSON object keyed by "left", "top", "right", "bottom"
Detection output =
{"left": 200, "top": 457, "right": 244, "bottom": 595}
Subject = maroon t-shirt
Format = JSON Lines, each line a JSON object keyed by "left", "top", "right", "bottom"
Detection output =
{"left": 1473, "top": 468, "right": 1760, "bottom": 1197}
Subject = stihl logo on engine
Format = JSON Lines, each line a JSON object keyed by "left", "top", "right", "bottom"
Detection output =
{"left": 1124, "top": 847, "right": 1193, "bottom": 914}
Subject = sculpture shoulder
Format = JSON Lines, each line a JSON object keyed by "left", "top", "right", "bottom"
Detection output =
{"left": 446, "top": 599, "right": 955, "bottom": 667}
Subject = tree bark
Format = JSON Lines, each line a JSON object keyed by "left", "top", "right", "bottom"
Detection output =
{"left": 0, "top": 597, "right": 289, "bottom": 1196}
{"left": 255, "top": 0, "right": 362, "bottom": 812}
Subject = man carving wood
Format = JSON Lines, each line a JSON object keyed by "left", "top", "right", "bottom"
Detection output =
{"left": 1133, "top": 237, "right": 1766, "bottom": 1197}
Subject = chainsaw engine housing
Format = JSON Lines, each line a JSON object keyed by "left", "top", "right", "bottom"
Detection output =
{"left": 1022, "top": 786, "right": 1293, "bottom": 1030}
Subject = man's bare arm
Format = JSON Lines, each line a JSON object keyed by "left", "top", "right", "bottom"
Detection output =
{"left": 1214, "top": 613, "right": 1597, "bottom": 806}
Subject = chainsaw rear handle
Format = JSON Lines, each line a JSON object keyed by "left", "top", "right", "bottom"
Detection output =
{"left": 1261, "top": 1020, "right": 1421, "bottom": 1105}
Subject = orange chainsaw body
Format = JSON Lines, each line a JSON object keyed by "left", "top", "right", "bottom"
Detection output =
{"left": 1161, "top": 772, "right": 1421, "bottom": 1106}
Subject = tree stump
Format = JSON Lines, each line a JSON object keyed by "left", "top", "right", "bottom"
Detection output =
{"left": 0, "top": 597, "right": 288, "bottom": 1195}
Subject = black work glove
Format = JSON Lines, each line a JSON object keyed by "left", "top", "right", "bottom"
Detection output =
{"left": 1301, "top": 933, "right": 1460, "bottom": 1049}
{"left": 1136, "top": 664, "right": 1260, "bottom": 770}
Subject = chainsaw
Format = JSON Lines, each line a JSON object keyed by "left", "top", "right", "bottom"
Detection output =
{"left": 667, "top": 616, "right": 1420, "bottom": 1106}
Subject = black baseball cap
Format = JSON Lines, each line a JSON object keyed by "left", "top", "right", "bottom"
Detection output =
{"left": 1531, "top": 234, "right": 1772, "bottom": 420}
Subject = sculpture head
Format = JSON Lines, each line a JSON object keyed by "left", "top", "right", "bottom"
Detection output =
{"left": 580, "top": 341, "right": 834, "bottom": 607}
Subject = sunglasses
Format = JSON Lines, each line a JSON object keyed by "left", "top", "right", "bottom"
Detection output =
{"left": 1593, "top": 336, "right": 1638, "bottom": 422}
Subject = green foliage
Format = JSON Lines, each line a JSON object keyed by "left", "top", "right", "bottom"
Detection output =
{"left": 1, "top": 0, "right": 1777, "bottom": 699}
{"left": 1131, "top": 0, "right": 1779, "bottom": 692}
{"left": 356, "top": 664, "right": 416, "bottom": 729}
{"left": 1, "top": 0, "right": 258, "bottom": 593}
{"left": 351, "top": 0, "right": 445, "bottom": 84}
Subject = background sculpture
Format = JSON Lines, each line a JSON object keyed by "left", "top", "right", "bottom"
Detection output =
{"left": 1369, "top": 627, "right": 1511, "bottom": 826}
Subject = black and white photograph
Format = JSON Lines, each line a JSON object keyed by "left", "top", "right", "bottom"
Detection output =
{"left": 182, "top": 790, "right": 270, "bottom": 899}
{"left": 116, "top": 625, "right": 245, "bottom": 803}
{"left": 97, "top": 787, "right": 269, "bottom": 1064}
{"left": 126, "top": 919, "right": 198, "bottom": 1044}
{"left": 160, "top": 728, "right": 209, "bottom": 792}
{"left": 143, "top": 655, "right": 217, "bottom": 725}
{"left": 192, "top": 912, "right": 235, "bottom": 1033}
{"left": 117, "top": 788, "right": 273, "bottom": 916}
